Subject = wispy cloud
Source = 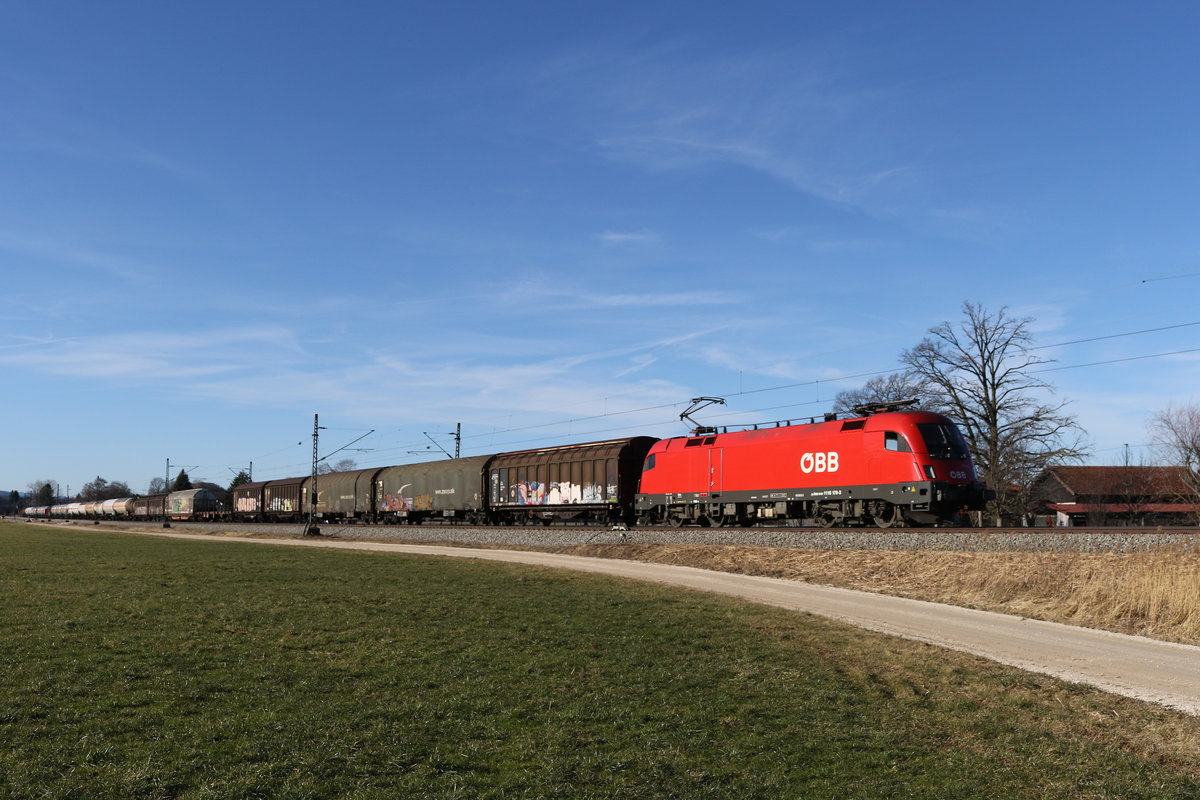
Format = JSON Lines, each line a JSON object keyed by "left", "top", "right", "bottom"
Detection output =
{"left": 505, "top": 39, "right": 966, "bottom": 222}
{"left": 0, "top": 326, "right": 304, "bottom": 381}
{"left": 613, "top": 353, "right": 657, "bottom": 378}
{"left": 596, "top": 229, "right": 660, "bottom": 245}
{"left": 0, "top": 229, "right": 160, "bottom": 283}
{"left": 0, "top": 318, "right": 716, "bottom": 439}
{"left": 494, "top": 281, "right": 737, "bottom": 309}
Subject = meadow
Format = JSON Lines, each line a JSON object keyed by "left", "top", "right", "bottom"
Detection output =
{"left": 2, "top": 521, "right": 1199, "bottom": 798}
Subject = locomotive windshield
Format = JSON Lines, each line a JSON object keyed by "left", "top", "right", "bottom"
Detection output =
{"left": 916, "top": 423, "right": 970, "bottom": 460}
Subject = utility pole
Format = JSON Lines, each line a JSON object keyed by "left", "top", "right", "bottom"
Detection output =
{"left": 163, "top": 458, "right": 172, "bottom": 528}
{"left": 305, "top": 414, "right": 325, "bottom": 536}
{"left": 419, "top": 423, "right": 462, "bottom": 459}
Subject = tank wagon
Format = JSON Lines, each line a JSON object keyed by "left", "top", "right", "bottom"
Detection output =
{"left": 99, "top": 498, "right": 136, "bottom": 517}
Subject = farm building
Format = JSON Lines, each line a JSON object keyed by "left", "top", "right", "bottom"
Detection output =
{"left": 1029, "top": 466, "right": 1200, "bottom": 527}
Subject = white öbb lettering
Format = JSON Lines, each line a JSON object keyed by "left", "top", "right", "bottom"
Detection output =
{"left": 800, "top": 452, "right": 839, "bottom": 474}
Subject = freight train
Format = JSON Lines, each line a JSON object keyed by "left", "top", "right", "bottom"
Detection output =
{"left": 25, "top": 401, "right": 992, "bottom": 528}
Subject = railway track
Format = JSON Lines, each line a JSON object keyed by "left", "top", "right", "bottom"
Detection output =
{"left": 42, "top": 518, "right": 1200, "bottom": 554}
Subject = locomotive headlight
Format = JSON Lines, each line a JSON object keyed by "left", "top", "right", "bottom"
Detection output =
{"left": 924, "top": 466, "right": 937, "bottom": 480}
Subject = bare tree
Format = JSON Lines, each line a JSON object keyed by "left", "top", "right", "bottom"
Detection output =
{"left": 27, "top": 480, "right": 56, "bottom": 506}
{"left": 317, "top": 458, "right": 358, "bottom": 475}
{"left": 832, "top": 370, "right": 931, "bottom": 414}
{"left": 1147, "top": 402, "right": 1200, "bottom": 524}
{"left": 901, "top": 302, "right": 1086, "bottom": 525}
{"left": 79, "top": 476, "right": 134, "bottom": 502}
{"left": 147, "top": 477, "right": 167, "bottom": 495}
{"left": 36, "top": 483, "right": 55, "bottom": 506}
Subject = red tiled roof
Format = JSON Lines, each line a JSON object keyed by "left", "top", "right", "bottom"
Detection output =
{"left": 1042, "top": 466, "right": 1194, "bottom": 496}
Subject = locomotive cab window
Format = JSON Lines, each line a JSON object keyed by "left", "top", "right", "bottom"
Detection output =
{"left": 643, "top": 453, "right": 656, "bottom": 471}
{"left": 884, "top": 431, "right": 912, "bottom": 452}
{"left": 916, "top": 423, "right": 970, "bottom": 460}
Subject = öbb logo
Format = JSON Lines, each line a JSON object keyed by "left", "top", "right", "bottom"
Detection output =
{"left": 800, "top": 452, "right": 839, "bottom": 474}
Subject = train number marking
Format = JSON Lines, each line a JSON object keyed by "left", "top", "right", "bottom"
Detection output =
{"left": 800, "top": 452, "right": 839, "bottom": 474}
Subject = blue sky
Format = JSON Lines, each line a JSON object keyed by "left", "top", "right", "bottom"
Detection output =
{"left": 4, "top": 1, "right": 1199, "bottom": 496}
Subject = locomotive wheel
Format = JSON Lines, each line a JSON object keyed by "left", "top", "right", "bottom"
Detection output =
{"left": 666, "top": 512, "right": 686, "bottom": 528}
{"left": 814, "top": 503, "right": 844, "bottom": 528}
{"left": 872, "top": 503, "right": 903, "bottom": 529}
{"left": 707, "top": 512, "right": 738, "bottom": 528}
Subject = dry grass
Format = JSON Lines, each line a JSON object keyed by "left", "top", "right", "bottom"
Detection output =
{"left": 559, "top": 544, "right": 1200, "bottom": 645}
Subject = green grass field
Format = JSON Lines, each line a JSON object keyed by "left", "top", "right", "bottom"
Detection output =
{"left": 2, "top": 521, "right": 1198, "bottom": 798}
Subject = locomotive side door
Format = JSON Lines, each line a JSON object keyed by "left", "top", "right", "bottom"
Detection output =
{"left": 708, "top": 448, "right": 724, "bottom": 495}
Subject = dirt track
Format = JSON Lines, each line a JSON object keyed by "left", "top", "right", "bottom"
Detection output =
{"left": 122, "top": 528, "right": 1200, "bottom": 716}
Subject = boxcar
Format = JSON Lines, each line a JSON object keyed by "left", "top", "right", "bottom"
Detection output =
{"left": 262, "top": 478, "right": 305, "bottom": 521}
{"left": 132, "top": 494, "right": 167, "bottom": 519}
{"left": 231, "top": 481, "right": 267, "bottom": 520}
{"left": 374, "top": 455, "right": 492, "bottom": 524}
{"left": 168, "top": 488, "right": 222, "bottom": 520}
{"left": 303, "top": 467, "right": 382, "bottom": 522}
{"left": 487, "top": 437, "right": 657, "bottom": 526}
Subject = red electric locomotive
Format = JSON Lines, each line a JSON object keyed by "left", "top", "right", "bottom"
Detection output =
{"left": 635, "top": 400, "right": 991, "bottom": 528}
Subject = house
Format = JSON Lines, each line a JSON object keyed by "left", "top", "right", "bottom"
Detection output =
{"left": 1029, "top": 466, "right": 1200, "bottom": 527}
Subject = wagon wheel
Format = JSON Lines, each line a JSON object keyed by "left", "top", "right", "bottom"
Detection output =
{"left": 872, "top": 502, "right": 903, "bottom": 529}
